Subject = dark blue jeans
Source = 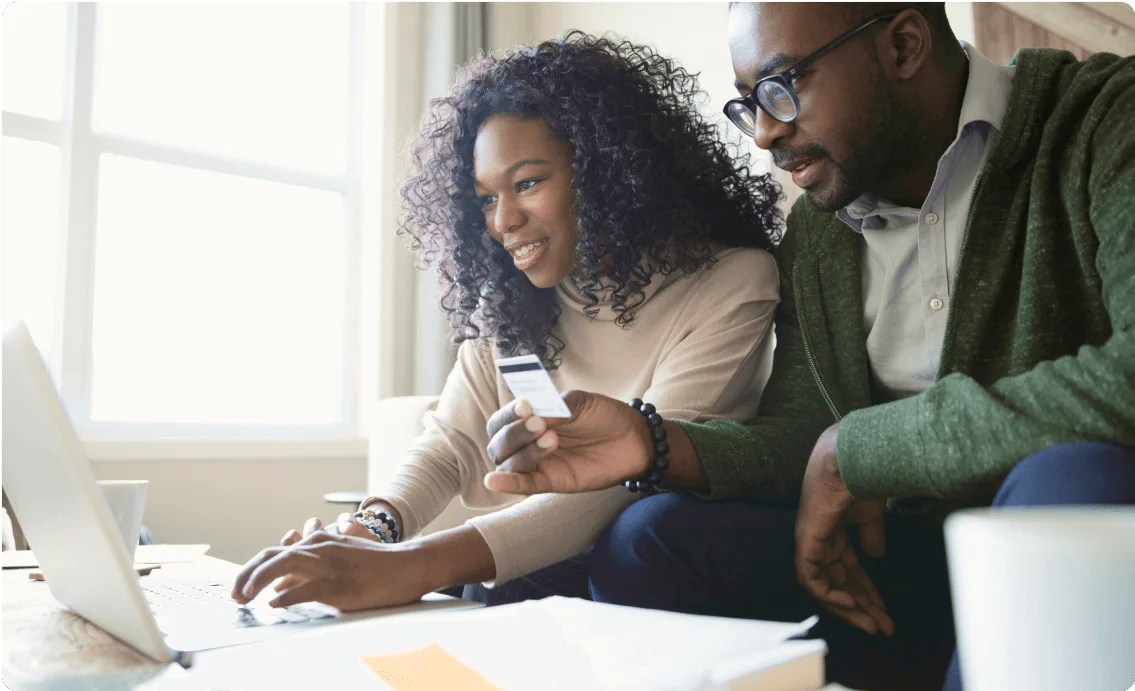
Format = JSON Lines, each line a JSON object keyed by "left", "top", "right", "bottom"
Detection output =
{"left": 588, "top": 441, "right": 1135, "bottom": 691}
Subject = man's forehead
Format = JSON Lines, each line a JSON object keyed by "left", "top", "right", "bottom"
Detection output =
{"left": 728, "top": 3, "right": 820, "bottom": 87}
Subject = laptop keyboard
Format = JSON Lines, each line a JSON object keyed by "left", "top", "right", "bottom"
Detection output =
{"left": 141, "top": 579, "right": 337, "bottom": 629}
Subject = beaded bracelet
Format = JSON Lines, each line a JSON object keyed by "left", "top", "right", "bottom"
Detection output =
{"left": 625, "top": 398, "right": 670, "bottom": 494}
{"left": 353, "top": 508, "right": 401, "bottom": 544}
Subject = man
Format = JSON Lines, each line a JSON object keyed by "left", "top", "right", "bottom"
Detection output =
{"left": 482, "top": 4, "right": 1135, "bottom": 689}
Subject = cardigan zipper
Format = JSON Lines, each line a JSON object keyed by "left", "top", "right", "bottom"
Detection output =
{"left": 796, "top": 271, "right": 843, "bottom": 421}
{"left": 936, "top": 173, "right": 983, "bottom": 380}
{"left": 803, "top": 329, "right": 842, "bottom": 421}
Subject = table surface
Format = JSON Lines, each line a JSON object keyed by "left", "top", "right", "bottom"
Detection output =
{"left": 1, "top": 548, "right": 859, "bottom": 691}
{"left": 2, "top": 554, "right": 242, "bottom": 688}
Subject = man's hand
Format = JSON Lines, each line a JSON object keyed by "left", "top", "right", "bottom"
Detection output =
{"left": 795, "top": 423, "right": 894, "bottom": 636}
{"left": 482, "top": 391, "right": 653, "bottom": 495}
{"left": 230, "top": 531, "right": 426, "bottom": 612}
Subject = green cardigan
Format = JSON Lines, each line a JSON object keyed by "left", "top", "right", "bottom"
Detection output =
{"left": 678, "top": 48, "right": 1135, "bottom": 517}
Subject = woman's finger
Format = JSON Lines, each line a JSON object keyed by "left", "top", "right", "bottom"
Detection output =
{"left": 232, "top": 545, "right": 286, "bottom": 602}
{"left": 338, "top": 518, "right": 377, "bottom": 540}
{"left": 280, "top": 529, "right": 301, "bottom": 547}
{"left": 268, "top": 579, "right": 326, "bottom": 609}
{"left": 241, "top": 549, "right": 327, "bottom": 601}
{"left": 297, "top": 529, "right": 348, "bottom": 546}
{"left": 302, "top": 517, "right": 323, "bottom": 538}
{"left": 274, "top": 573, "right": 305, "bottom": 594}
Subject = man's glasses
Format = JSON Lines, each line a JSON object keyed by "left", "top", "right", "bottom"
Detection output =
{"left": 723, "top": 13, "right": 899, "bottom": 135}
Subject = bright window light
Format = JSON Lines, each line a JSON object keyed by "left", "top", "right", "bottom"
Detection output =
{"left": 1, "top": 2, "right": 68, "bottom": 120}
{"left": 2, "top": 137, "right": 62, "bottom": 356}
{"left": 90, "top": 155, "right": 347, "bottom": 426}
{"left": 93, "top": 2, "right": 351, "bottom": 174}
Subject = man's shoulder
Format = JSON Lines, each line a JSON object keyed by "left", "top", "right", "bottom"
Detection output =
{"left": 1011, "top": 48, "right": 1135, "bottom": 125}
{"left": 781, "top": 195, "right": 841, "bottom": 257}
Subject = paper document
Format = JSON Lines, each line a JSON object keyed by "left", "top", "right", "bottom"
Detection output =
{"left": 362, "top": 643, "right": 502, "bottom": 691}
{"left": 165, "top": 596, "right": 820, "bottom": 691}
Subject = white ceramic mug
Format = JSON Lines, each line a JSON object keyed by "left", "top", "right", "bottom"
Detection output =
{"left": 97, "top": 480, "right": 148, "bottom": 562}
{"left": 945, "top": 507, "right": 1135, "bottom": 691}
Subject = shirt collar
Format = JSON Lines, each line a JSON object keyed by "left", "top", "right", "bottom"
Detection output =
{"left": 835, "top": 42, "right": 1014, "bottom": 232}
{"left": 956, "top": 41, "right": 1014, "bottom": 134}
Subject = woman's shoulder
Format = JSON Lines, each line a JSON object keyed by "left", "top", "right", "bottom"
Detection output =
{"left": 692, "top": 246, "right": 779, "bottom": 300}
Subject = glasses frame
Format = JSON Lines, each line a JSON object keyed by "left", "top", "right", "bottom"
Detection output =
{"left": 724, "top": 12, "right": 900, "bottom": 131}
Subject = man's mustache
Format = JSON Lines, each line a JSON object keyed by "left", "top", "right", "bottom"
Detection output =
{"left": 772, "top": 145, "right": 829, "bottom": 170}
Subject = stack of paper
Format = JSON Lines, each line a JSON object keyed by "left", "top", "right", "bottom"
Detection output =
{"left": 154, "top": 596, "right": 825, "bottom": 691}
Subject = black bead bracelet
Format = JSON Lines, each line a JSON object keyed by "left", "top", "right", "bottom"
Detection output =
{"left": 625, "top": 398, "right": 670, "bottom": 494}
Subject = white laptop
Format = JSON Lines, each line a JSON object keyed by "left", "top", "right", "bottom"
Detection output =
{"left": 2, "top": 321, "right": 471, "bottom": 663}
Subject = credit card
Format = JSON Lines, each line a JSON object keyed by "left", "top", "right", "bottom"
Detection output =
{"left": 496, "top": 354, "right": 572, "bottom": 418}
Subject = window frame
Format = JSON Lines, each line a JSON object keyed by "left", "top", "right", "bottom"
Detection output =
{"left": 3, "top": 3, "right": 377, "bottom": 453}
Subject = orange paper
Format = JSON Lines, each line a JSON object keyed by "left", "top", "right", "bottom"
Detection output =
{"left": 362, "top": 643, "right": 502, "bottom": 691}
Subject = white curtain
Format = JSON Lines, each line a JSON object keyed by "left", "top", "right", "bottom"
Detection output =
{"left": 412, "top": 3, "right": 489, "bottom": 395}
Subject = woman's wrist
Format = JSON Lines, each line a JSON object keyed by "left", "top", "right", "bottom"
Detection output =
{"left": 408, "top": 524, "right": 496, "bottom": 593}
{"left": 358, "top": 499, "right": 404, "bottom": 540}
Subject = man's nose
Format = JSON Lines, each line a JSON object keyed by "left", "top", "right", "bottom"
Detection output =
{"left": 752, "top": 107, "right": 793, "bottom": 152}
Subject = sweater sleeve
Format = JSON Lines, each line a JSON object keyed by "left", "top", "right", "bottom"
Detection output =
{"left": 837, "top": 80, "right": 1135, "bottom": 501}
{"left": 366, "top": 341, "right": 502, "bottom": 539}
{"left": 468, "top": 249, "right": 781, "bottom": 585}
{"left": 674, "top": 206, "right": 845, "bottom": 503}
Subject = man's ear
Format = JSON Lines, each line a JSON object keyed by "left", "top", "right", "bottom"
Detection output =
{"left": 876, "top": 9, "right": 934, "bottom": 81}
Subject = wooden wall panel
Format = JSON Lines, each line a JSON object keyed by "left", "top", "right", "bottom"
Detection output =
{"left": 975, "top": 2, "right": 1135, "bottom": 63}
{"left": 975, "top": 3, "right": 1093, "bottom": 64}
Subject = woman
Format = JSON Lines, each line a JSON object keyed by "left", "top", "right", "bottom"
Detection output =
{"left": 232, "top": 32, "right": 782, "bottom": 612}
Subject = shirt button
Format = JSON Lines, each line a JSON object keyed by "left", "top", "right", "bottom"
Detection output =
{"left": 925, "top": 212, "right": 940, "bottom": 225}
{"left": 929, "top": 297, "right": 945, "bottom": 312}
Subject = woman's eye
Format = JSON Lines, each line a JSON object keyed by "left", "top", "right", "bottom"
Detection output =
{"left": 517, "top": 179, "right": 540, "bottom": 192}
{"left": 478, "top": 195, "right": 496, "bottom": 208}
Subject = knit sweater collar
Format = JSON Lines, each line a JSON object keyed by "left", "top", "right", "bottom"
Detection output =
{"left": 555, "top": 254, "right": 681, "bottom": 322}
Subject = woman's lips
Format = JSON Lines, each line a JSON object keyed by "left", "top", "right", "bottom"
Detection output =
{"left": 511, "top": 238, "right": 549, "bottom": 270}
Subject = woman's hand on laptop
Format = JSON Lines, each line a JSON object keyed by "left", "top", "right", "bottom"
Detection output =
{"left": 279, "top": 513, "right": 379, "bottom": 548}
{"left": 482, "top": 391, "right": 653, "bottom": 494}
{"left": 231, "top": 531, "right": 428, "bottom": 612}
{"left": 273, "top": 515, "right": 382, "bottom": 595}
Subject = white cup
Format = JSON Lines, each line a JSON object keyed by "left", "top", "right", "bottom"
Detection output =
{"left": 945, "top": 507, "right": 1135, "bottom": 691}
{"left": 97, "top": 480, "right": 148, "bottom": 562}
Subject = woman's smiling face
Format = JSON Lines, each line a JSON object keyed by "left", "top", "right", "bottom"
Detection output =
{"left": 473, "top": 114, "right": 581, "bottom": 289}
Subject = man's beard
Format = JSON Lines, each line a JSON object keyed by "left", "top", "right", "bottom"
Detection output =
{"left": 806, "top": 84, "right": 925, "bottom": 213}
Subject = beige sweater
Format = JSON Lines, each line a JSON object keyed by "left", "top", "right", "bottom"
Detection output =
{"left": 369, "top": 247, "right": 779, "bottom": 585}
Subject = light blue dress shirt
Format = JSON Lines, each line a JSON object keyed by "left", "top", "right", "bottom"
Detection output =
{"left": 835, "top": 43, "right": 1016, "bottom": 401}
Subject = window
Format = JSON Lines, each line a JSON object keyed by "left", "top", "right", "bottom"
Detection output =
{"left": 2, "top": 3, "right": 366, "bottom": 442}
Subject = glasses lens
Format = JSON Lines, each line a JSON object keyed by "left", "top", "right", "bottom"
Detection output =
{"left": 756, "top": 80, "right": 798, "bottom": 122}
{"left": 725, "top": 100, "right": 758, "bottom": 137}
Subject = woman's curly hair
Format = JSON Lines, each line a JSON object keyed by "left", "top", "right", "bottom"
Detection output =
{"left": 399, "top": 31, "right": 783, "bottom": 366}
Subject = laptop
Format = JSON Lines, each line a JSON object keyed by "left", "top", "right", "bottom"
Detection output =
{"left": 2, "top": 321, "right": 472, "bottom": 663}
